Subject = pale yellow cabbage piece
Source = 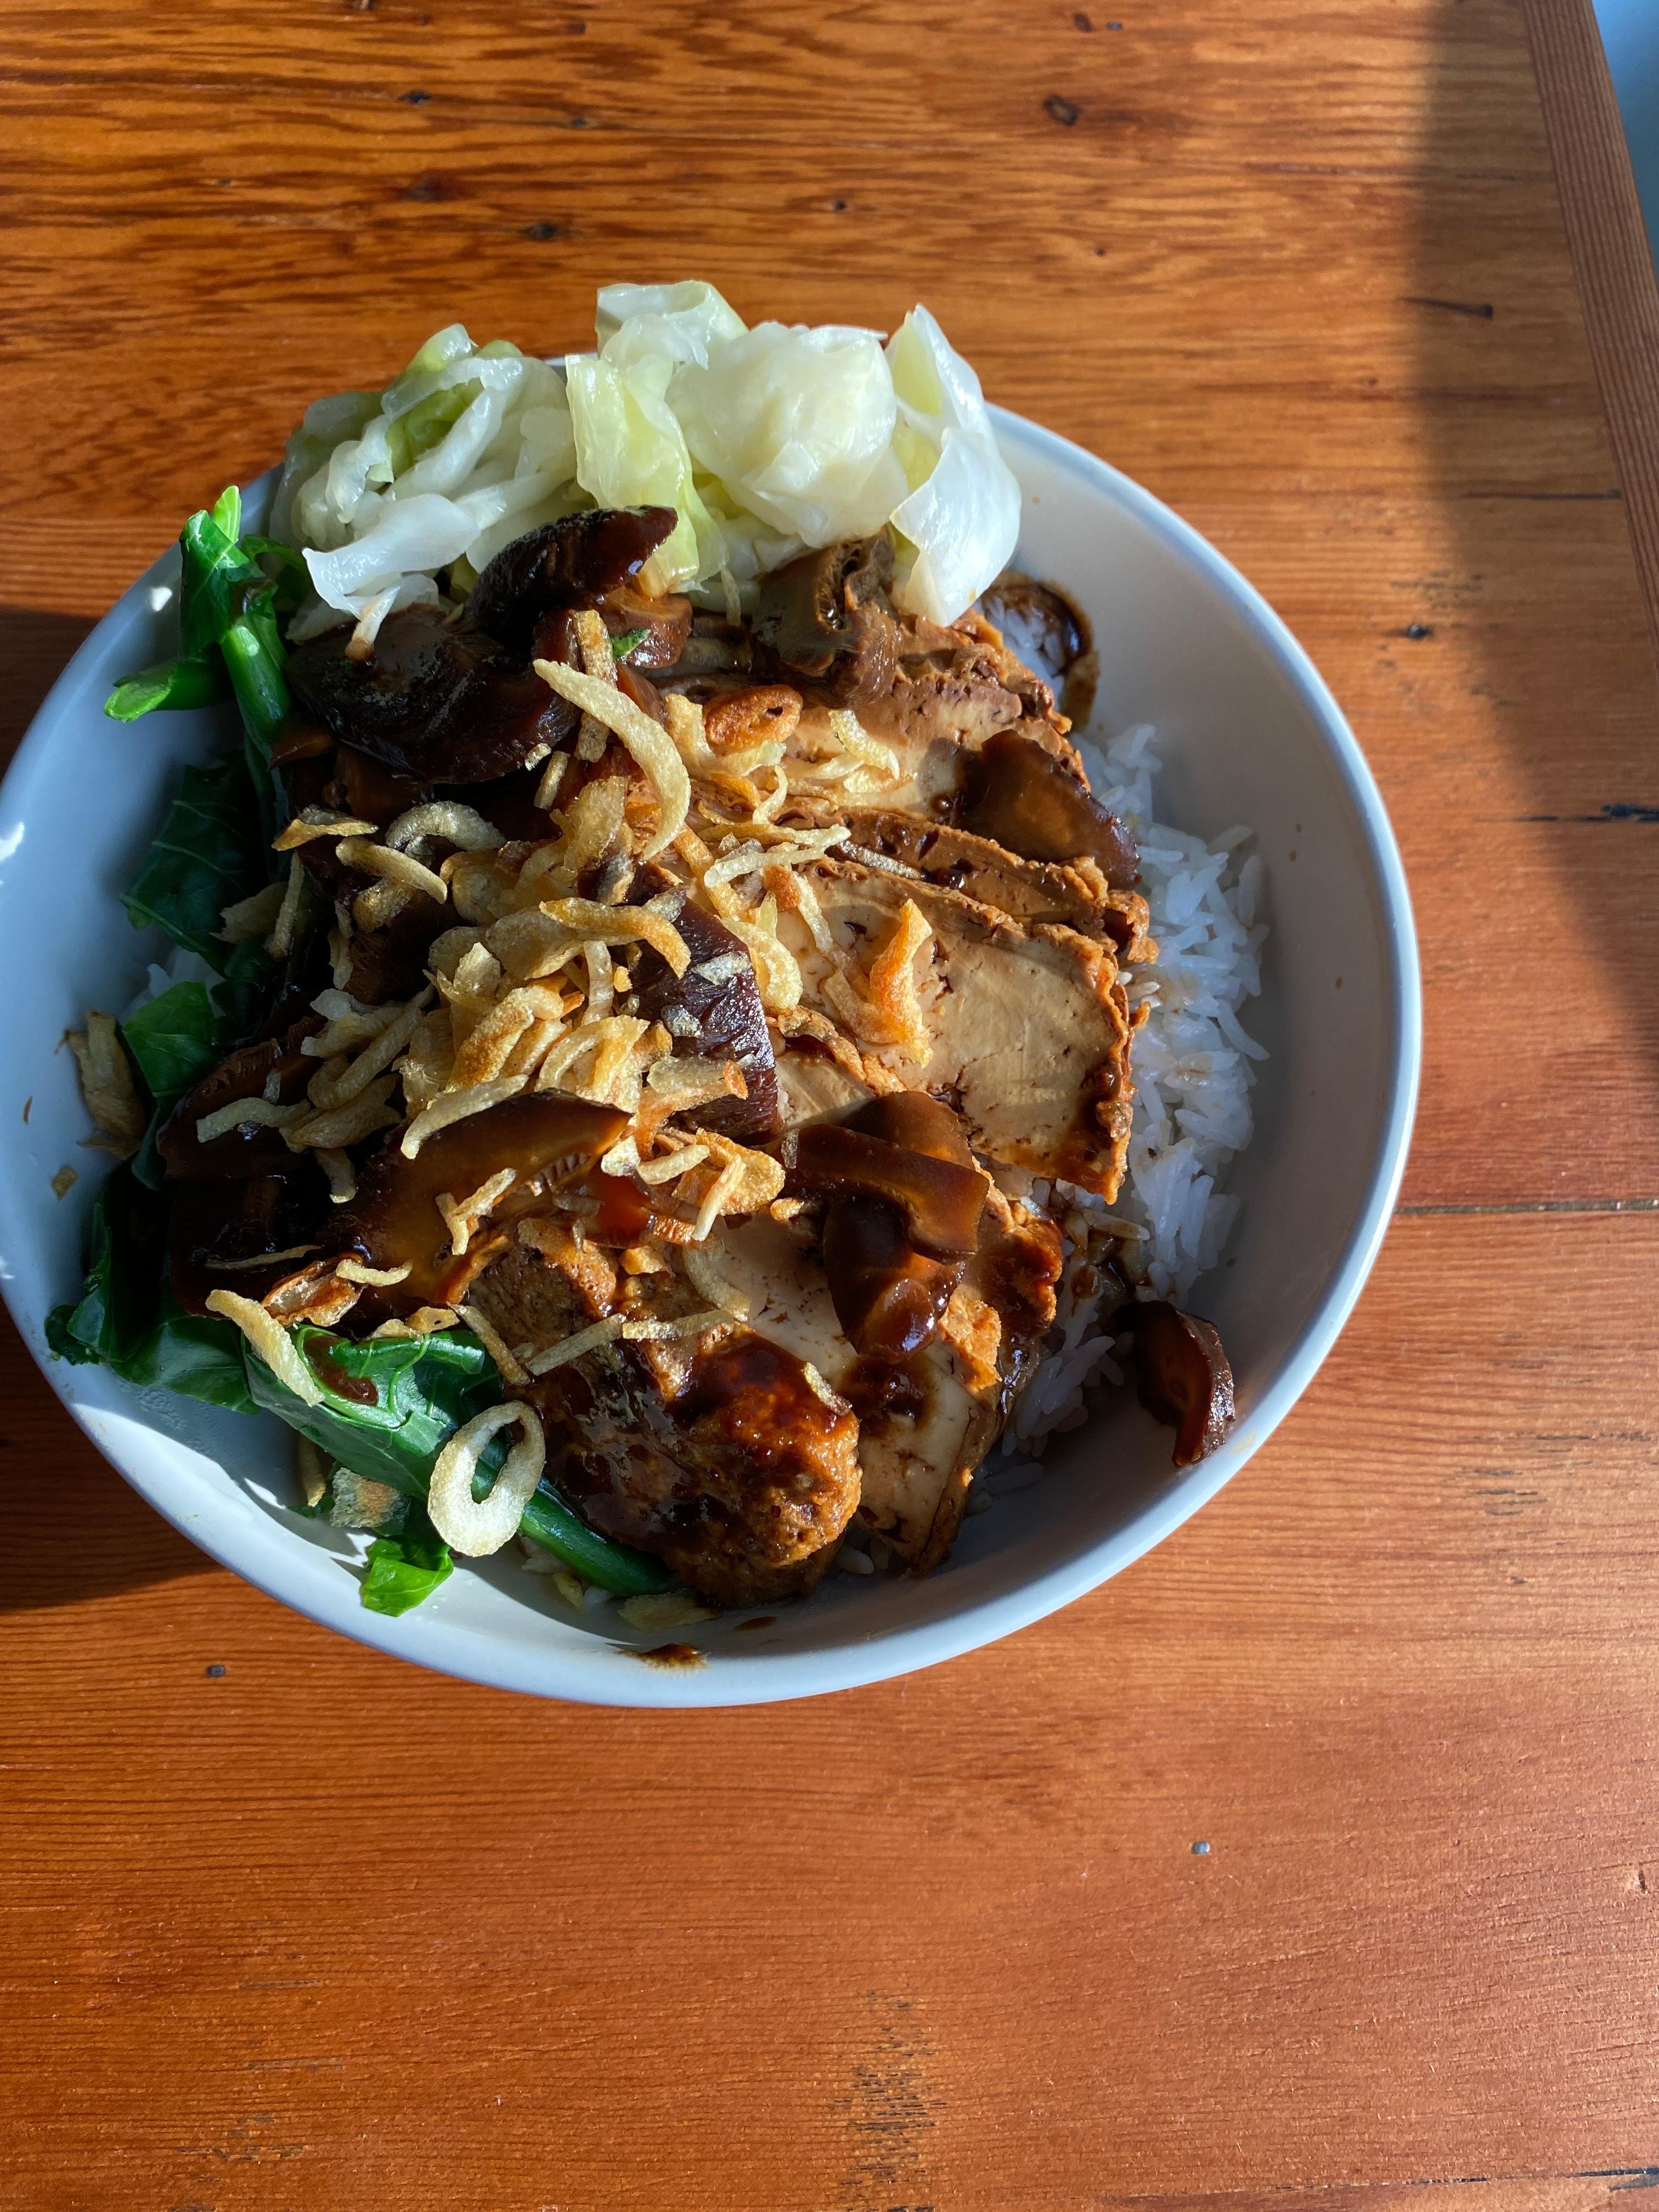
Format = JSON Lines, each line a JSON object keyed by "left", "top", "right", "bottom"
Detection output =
{"left": 885, "top": 306, "right": 1022, "bottom": 625}
{"left": 672, "top": 321, "right": 906, "bottom": 545}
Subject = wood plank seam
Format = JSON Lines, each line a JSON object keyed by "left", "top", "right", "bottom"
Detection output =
{"left": 1397, "top": 1198, "right": 1659, "bottom": 1215}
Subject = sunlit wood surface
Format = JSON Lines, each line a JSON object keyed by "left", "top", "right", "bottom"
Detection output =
{"left": 4, "top": 2, "right": 1659, "bottom": 2204}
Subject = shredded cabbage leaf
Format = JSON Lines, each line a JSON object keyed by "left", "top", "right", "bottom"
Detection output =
{"left": 273, "top": 286, "right": 1021, "bottom": 632}
{"left": 885, "top": 305, "right": 1023, "bottom": 624}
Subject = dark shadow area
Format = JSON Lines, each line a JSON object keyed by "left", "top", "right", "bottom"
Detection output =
{"left": 0, "top": 606, "right": 96, "bottom": 769}
{"left": 1400, "top": 0, "right": 1659, "bottom": 1207}
{"left": 0, "top": 1307, "right": 219, "bottom": 1613}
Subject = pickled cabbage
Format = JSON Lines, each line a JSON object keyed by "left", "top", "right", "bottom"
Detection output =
{"left": 274, "top": 286, "right": 1021, "bottom": 636}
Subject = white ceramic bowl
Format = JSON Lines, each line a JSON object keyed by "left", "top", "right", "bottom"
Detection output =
{"left": 0, "top": 414, "right": 1419, "bottom": 1706}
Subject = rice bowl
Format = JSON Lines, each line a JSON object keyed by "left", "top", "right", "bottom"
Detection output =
{"left": 0, "top": 324, "right": 1417, "bottom": 1702}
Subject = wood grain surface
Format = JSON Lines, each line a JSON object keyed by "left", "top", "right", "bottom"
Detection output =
{"left": 4, "top": 2, "right": 1659, "bottom": 2206}
{"left": 1522, "top": 0, "right": 1659, "bottom": 655}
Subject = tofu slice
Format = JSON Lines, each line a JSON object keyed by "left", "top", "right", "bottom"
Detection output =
{"left": 840, "top": 808, "right": 1154, "bottom": 962}
{"left": 708, "top": 1215, "right": 995, "bottom": 1568}
{"left": 798, "top": 860, "right": 1136, "bottom": 1200}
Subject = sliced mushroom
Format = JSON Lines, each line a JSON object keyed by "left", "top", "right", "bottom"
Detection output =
{"left": 793, "top": 1092, "right": 988, "bottom": 1358}
{"left": 751, "top": 535, "right": 899, "bottom": 706}
{"left": 532, "top": 584, "right": 692, "bottom": 676}
{"left": 791, "top": 1118, "right": 986, "bottom": 1260}
{"left": 332, "top": 1094, "right": 628, "bottom": 1310}
{"left": 1116, "top": 1299, "right": 1236, "bottom": 1466}
{"left": 843, "top": 1088, "right": 976, "bottom": 1171}
{"left": 959, "top": 728, "right": 1139, "bottom": 889}
{"left": 287, "top": 605, "right": 573, "bottom": 785}
{"left": 820, "top": 1194, "right": 961, "bottom": 1358}
{"left": 629, "top": 892, "right": 780, "bottom": 1141}
{"left": 467, "top": 507, "right": 678, "bottom": 656}
{"left": 158, "top": 1018, "right": 322, "bottom": 1182}
{"left": 168, "top": 1163, "right": 332, "bottom": 1316}
{"left": 659, "top": 610, "right": 754, "bottom": 686}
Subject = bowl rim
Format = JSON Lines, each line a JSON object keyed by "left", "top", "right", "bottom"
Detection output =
{"left": 1, "top": 408, "right": 1420, "bottom": 1707}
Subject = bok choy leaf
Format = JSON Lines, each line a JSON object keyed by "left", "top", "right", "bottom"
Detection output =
{"left": 120, "top": 750, "right": 268, "bottom": 971}
{"left": 46, "top": 1168, "right": 256, "bottom": 1414}
{"left": 245, "top": 1325, "right": 671, "bottom": 1598}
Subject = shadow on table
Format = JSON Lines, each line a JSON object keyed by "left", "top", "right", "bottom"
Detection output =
{"left": 1413, "top": 0, "right": 1659, "bottom": 1131}
{"left": 0, "top": 606, "right": 95, "bottom": 771}
{"left": 0, "top": 1311, "right": 219, "bottom": 1616}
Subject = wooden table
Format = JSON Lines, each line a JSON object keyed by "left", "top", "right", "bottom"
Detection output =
{"left": 5, "top": 2, "right": 1659, "bottom": 2204}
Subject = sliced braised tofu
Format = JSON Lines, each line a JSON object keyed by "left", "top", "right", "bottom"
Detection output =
{"left": 840, "top": 808, "right": 1154, "bottom": 960}
{"left": 706, "top": 1203, "right": 1060, "bottom": 1572}
{"left": 794, "top": 860, "right": 1136, "bottom": 1201}
{"left": 854, "top": 1339, "right": 998, "bottom": 1570}
{"left": 771, "top": 1040, "right": 876, "bottom": 1130}
{"left": 699, "top": 1215, "right": 987, "bottom": 1568}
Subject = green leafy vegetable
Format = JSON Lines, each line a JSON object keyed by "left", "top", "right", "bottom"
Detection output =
{"left": 121, "top": 751, "right": 268, "bottom": 970}
{"left": 121, "top": 944, "right": 281, "bottom": 1189}
{"left": 245, "top": 1324, "right": 670, "bottom": 1598}
{"left": 123, "top": 978, "right": 223, "bottom": 1188}
{"left": 246, "top": 1324, "right": 505, "bottom": 1494}
{"left": 609, "top": 626, "right": 649, "bottom": 659}
{"left": 127, "top": 1289, "right": 264, "bottom": 1409}
{"left": 45, "top": 1172, "right": 156, "bottom": 1372}
{"left": 122, "top": 979, "right": 220, "bottom": 1102}
{"left": 172, "top": 498, "right": 295, "bottom": 813}
{"left": 105, "top": 657, "right": 230, "bottom": 723}
{"left": 362, "top": 1517, "right": 454, "bottom": 1616}
{"left": 46, "top": 1169, "right": 255, "bottom": 1414}
{"left": 109, "top": 487, "right": 297, "bottom": 783}
{"left": 209, "top": 938, "right": 280, "bottom": 1048}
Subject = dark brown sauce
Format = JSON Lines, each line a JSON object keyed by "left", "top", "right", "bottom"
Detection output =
{"left": 629, "top": 1641, "right": 706, "bottom": 1670}
{"left": 679, "top": 1335, "right": 846, "bottom": 1441}
{"left": 821, "top": 1194, "right": 960, "bottom": 1357}
{"left": 980, "top": 572, "right": 1098, "bottom": 728}
{"left": 1045, "top": 579, "right": 1099, "bottom": 730}
{"left": 332, "top": 1095, "right": 625, "bottom": 1310}
{"left": 791, "top": 1119, "right": 985, "bottom": 1258}
{"left": 586, "top": 1168, "right": 653, "bottom": 1245}
{"left": 312, "top": 1345, "right": 377, "bottom": 1406}
{"left": 1061, "top": 647, "right": 1100, "bottom": 735}
{"left": 845, "top": 1354, "right": 931, "bottom": 1430}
